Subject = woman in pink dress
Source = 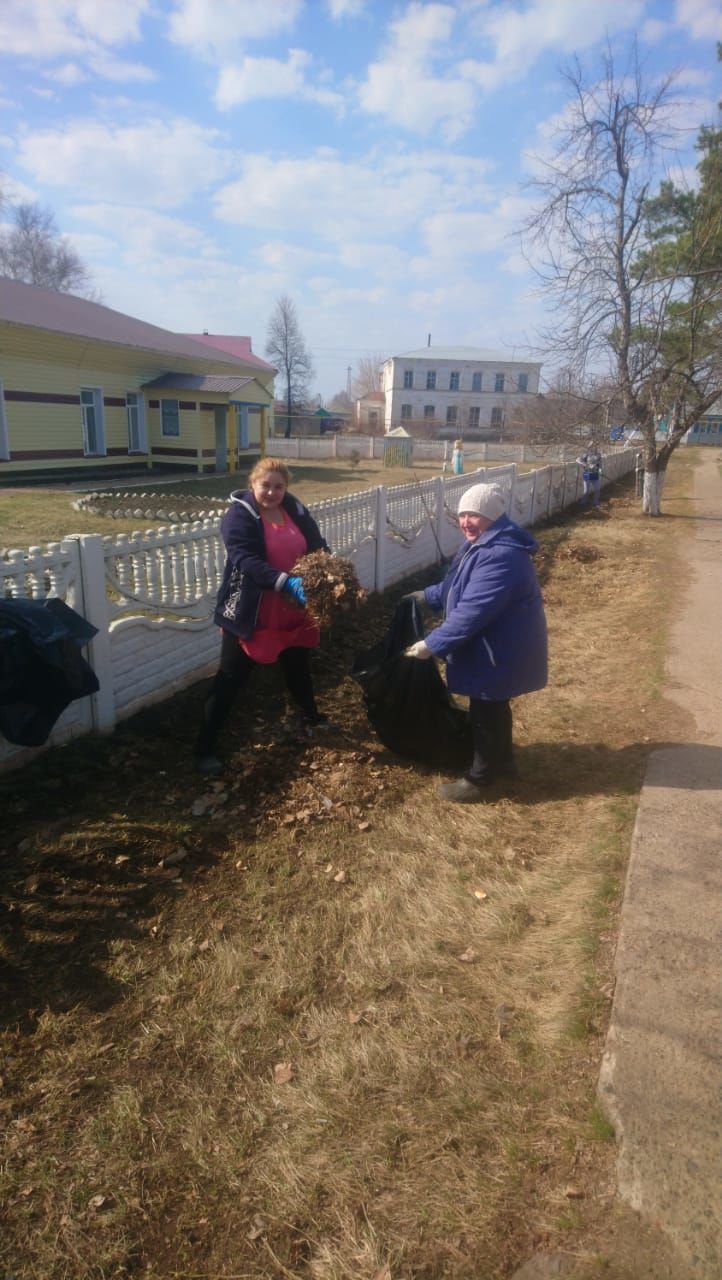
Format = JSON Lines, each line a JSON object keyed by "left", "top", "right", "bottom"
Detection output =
{"left": 195, "top": 458, "right": 330, "bottom": 774}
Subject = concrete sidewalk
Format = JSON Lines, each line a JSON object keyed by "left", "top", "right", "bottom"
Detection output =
{"left": 598, "top": 448, "right": 722, "bottom": 1276}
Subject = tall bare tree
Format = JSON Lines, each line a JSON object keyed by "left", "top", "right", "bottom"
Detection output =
{"left": 0, "top": 200, "right": 95, "bottom": 296}
{"left": 522, "top": 44, "right": 722, "bottom": 513}
{"left": 265, "top": 295, "right": 314, "bottom": 439}
{"left": 351, "top": 351, "right": 385, "bottom": 399}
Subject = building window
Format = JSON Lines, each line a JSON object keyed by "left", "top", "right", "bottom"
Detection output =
{"left": 517, "top": 373, "right": 528, "bottom": 393}
{"left": 403, "top": 370, "right": 413, "bottom": 389}
{"left": 0, "top": 381, "right": 9, "bottom": 460}
{"left": 494, "top": 373, "right": 505, "bottom": 392}
{"left": 446, "top": 405, "right": 458, "bottom": 425}
{"left": 468, "top": 406, "right": 480, "bottom": 428}
{"left": 80, "top": 386, "right": 105, "bottom": 456}
{"left": 369, "top": 410, "right": 378, "bottom": 427}
{"left": 424, "top": 404, "right": 435, "bottom": 419}
{"left": 126, "top": 391, "right": 146, "bottom": 453}
{"left": 161, "top": 397, "right": 180, "bottom": 437}
{"left": 426, "top": 371, "right": 436, "bottom": 390}
{"left": 491, "top": 406, "right": 503, "bottom": 428}
{"left": 401, "top": 404, "right": 412, "bottom": 420}
{"left": 472, "top": 372, "right": 482, "bottom": 392}
{"left": 449, "top": 371, "right": 460, "bottom": 391}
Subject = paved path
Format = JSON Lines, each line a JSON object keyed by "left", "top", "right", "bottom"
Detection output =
{"left": 598, "top": 448, "right": 722, "bottom": 1275}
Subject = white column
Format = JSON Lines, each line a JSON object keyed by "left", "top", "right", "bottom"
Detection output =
{"left": 374, "top": 486, "right": 387, "bottom": 593}
{"left": 74, "top": 534, "right": 115, "bottom": 733}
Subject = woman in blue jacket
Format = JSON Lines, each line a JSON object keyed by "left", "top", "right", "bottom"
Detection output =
{"left": 194, "top": 457, "right": 330, "bottom": 774}
{"left": 405, "top": 482, "right": 547, "bottom": 803}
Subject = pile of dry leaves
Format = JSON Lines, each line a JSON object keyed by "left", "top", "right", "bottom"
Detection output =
{"left": 294, "top": 550, "right": 366, "bottom": 628}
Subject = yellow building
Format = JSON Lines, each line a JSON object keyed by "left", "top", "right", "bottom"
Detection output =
{"left": 0, "top": 277, "right": 275, "bottom": 480}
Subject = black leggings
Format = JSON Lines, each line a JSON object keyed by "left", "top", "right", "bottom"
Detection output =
{"left": 467, "top": 698, "right": 513, "bottom": 784}
{"left": 195, "top": 630, "right": 318, "bottom": 756}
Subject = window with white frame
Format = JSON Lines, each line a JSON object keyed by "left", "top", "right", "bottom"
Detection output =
{"left": 494, "top": 373, "right": 505, "bottom": 392}
{"left": 468, "top": 406, "right": 480, "bottom": 428}
{"left": 446, "top": 405, "right": 458, "bottom": 425}
{"left": 449, "top": 371, "right": 460, "bottom": 391}
{"left": 80, "top": 386, "right": 106, "bottom": 456}
{"left": 517, "top": 373, "right": 528, "bottom": 393}
{"left": 426, "top": 370, "right": 436, "bottom": 389}
{"left": 401, "top": 403, "right": 412, "bottom": 419}
{"left": 491, "top": 406, "right": 503, "bottom": 427}
{"left": 472, "top": 372, "right": 482, "bottom": 392}
{"left": 403, "top": 370, "right": 413, "bottom": 388}
{"left": 161, "top": 398, "right": 180, "bottom": 437}
{"left": 0, "top": 380, "right": 9, "bottom": 460}
{"left": 126, "top": 391, "right": 146, "bottom": 453}
{"left": 424, "top": 404, "right": 435, "bottom": 419}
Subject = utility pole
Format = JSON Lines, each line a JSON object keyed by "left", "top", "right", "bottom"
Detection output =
{"left": 346, "top": 365, "right": 352, "bottom": 398}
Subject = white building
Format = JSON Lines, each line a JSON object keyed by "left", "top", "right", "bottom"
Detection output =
{"left": 381, "top": 346, "right": 542, "bottom": 436}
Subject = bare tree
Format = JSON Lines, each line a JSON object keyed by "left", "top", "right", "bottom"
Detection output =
{"left": 265, "top": 295, "right": 314, "bottom": 439}
{"left": 522, "top": 44, "right": 722, "bottom": 514}
{"left": 351, "top": 351, "right": 385, "bottom": 399}
{"left": 0, "top": 201, "right": 95, "bottom": 296}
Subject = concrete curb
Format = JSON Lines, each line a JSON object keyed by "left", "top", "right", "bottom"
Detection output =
{"left": 598, "top": 451, "right": 722, "bottom": 1274}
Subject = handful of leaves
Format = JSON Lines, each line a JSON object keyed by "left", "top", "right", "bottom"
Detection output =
{"left": 293, "top": 550, "right": 366, "bottom": 628}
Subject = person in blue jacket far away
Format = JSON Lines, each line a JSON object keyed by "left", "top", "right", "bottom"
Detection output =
{"left": 404, "top": 482, "right": 548, "bottom": 804}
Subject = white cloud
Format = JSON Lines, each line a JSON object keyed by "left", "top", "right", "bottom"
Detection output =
{"left": 215, "top": 49, "right": 345, "bottom": 113}
{"left": 359, "top": 2, "right": 477, "bottom": 140}
{"left": 43, "top": 62, "right": 88, "bottom": 86}
{"left": 17, "top": 119, "right": 231, "bottom": 208}
{"left": 675, "top": 0, "right": 722, "bottom": 39}
{"left": 167, "top": 0, "right": 302, "bottom": 60}
{"left": 459, "top": 0, "right": 645, "bottom": 94}
{"left": 326, "top": 0, "right": 368, "bottom": 18}
{"left": 0, "top": 0, "right": 149, "bottom": 58}
{"left": 214, "top": 147, "right": 494, "bottom": 243}
{"left": 420, "top": 196, "right": 533, "bottom": 262}
{"left": 87, "top": 52, "right": 155, "bottom": 83}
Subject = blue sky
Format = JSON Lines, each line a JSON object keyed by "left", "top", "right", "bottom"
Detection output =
{"left": 0, "top": 0, "right": 720, "bottom": 399}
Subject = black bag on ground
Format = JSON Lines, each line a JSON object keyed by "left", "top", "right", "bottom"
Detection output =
{"left": 351, "top": 598, "right": 472, "bottom": 769}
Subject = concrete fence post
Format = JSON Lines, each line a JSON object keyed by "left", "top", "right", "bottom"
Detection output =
{"left": 374, "top": 485, "right": 387, "bottom": 593}
{"left": 433, "top": 475, "right": 445, "bottom": 563}
{"left": 74, "top": 534, "right": 115, "bottom": 733}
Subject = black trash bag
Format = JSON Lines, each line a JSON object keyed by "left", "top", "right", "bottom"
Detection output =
{"left": 0, "top": 597, "right": 99, "bottom": 747}
{"left": 351, "top": 598, "right": 472, "bottom": 769}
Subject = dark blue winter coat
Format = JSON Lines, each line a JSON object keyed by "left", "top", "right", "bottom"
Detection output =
{"left": 213, "top": 489, "right": 329, "bottom": 640}
{"left": 423, "top": 514, "right": 547, "bottom": 701}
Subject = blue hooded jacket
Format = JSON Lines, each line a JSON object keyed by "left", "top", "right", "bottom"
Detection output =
{"left": 423, "top": 513, "right": 547, "bottom": 701}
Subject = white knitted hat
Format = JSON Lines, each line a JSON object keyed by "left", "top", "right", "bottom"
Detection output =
{"left": 457, "top": 483, "right": 506, "bottom": 521}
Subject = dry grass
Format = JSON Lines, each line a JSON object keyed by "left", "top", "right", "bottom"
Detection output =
{"left": 0, "top": 457, "right": 697, "bottom": 1279}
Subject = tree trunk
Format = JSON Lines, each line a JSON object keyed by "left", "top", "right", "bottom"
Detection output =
{"left": 642, "top": 468, "right": 666, "bottom": 515}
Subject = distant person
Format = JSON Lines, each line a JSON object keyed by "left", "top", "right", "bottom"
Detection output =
{"left": 404, "top": 483, "right": 548, "bottom": 803}
{"left": 577, "top": 442, "right": 603, "bottom": 508}
{"left": 194, "top": 458, "right": 330, "bottom": 774}
{"left": 451, "top": 438, "right": 464, "bottom": 475}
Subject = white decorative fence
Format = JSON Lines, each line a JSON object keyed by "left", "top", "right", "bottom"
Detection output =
{"left": 270, "top": 434, "right": 586, "bottom": 464}
{"left": 0, "top": 451, "right": 635, "bottom": 770}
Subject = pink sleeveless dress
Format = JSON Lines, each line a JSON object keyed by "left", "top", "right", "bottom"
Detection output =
{"left": 240, "top": 511, "right": 321, "bottom": 664}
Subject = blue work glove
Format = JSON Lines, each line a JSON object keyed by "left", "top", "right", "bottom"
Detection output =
{"left": 284, "top": 575, "right": 306, "bottom": 607}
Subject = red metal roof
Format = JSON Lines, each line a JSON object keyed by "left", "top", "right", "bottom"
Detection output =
{"left": 183, "top": 332, "right": 276, "bottom": 373}
{"left": 0, "top": 277, "right": 259, "bottom": 369}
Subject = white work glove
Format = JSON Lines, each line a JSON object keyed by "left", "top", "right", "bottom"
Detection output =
{"left": 404, "top": 639, "right": 432, "bottom": 659}
{"left": 402, "top": 591, "right": 426, "bottom": 604}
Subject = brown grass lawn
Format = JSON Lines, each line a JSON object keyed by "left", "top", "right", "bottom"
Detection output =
{"left": 0, "top": 455, "right": 697, "bottom": 1279}
{"left": 1, "top": 457, "right": 530, "bottom": 550}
